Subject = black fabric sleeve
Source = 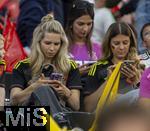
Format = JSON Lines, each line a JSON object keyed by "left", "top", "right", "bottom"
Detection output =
{"left": 10, "top": 67, "right": 26, "bottom": 90}
{"left": 83, "top": 68, "right": 101, "bottom": 96}
{"left": 66, "top": 66, "right": 82, "bottom": 90}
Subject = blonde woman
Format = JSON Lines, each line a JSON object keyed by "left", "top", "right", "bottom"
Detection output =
{"left": 10, "top": 14, "right": 82, "bottom": 112}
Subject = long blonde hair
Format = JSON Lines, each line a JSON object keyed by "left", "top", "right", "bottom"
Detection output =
{"left": 29, "top": 14, "right": 70, "bottom": 76}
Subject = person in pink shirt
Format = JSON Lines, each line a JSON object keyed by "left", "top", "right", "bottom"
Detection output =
{"left": 139, "top": 67, "right": 150, "bottom": 109}
{"left": 65, "top": 0, "right": 102, "bottom": 75}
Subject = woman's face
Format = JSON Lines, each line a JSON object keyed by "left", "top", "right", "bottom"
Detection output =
{"left": 110, "top": 34, "right": 130, "bottom": 60}
{"left": 72, "top": 14, "right": 93, "bottom": 41}
{"left": 142, "top": 25, "right": 150, "bottom": 51}
{"left": 40, "top": 32, "right": 61, "bottom": 61}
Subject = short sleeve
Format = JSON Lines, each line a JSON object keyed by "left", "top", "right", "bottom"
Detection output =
{"left": 140, "top": 68, "right": 150, "bottom": 98}
{"left": 83, "top": 61, "right": 109, "bottom": 96}
{"left": 66, "top": 61, "right": 82, "bottom": 90}
{"left": 10, "top": 65, "right": 26, "bottom": 90}
{"left": 84, "top": 67, "right": 101, "bottom": 95}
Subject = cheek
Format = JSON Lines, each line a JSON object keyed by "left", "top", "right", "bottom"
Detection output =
{"left": 88, "top": 25, "right": 92, "bottom": 32}
{"left": 111, "top": 44, "right": 117, "bottom": 53}
{"left": 73, "top": 24, "right": 81, "bottom": 32}
{"left": 55, "top": 45, "right": 61, "bottom": 52}
{"left": 40, "top": 43, "right": 47, "bottom": 53}
{"left": 125, "top": 44, "right": 130, "bottom": 51}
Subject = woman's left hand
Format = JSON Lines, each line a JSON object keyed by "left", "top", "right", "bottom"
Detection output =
{"left": 48, "top": 80, "right": 71, "bottom": 99}
{"left": 120, "top": 64, "right": 140, "bottom": 84}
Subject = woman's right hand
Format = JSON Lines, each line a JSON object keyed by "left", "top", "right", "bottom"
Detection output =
{"left": 107, "top": 65, "right": 116, "bottom": 78}
{"left": 79, "top": 63, "right": 91, "bottom": 74}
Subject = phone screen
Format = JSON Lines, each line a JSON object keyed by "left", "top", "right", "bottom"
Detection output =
{"left": 50, "top": 73, "right": 63, "bottom": 82}
{"left": 121, "top": 60, "right": 135, "bottom": 70}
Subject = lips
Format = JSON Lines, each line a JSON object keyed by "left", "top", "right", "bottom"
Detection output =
{"left": 47, "top": 52, "right": 55, "bottom": 56}
{"left": 81, "top": 32, "right": 87, "bottom": 37}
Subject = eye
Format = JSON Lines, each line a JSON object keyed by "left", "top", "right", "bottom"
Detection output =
{"left": 87, "top": 22, "right": 92, "bottom": 26}
{"left": 77, "top": 22, "right": 84, "bottom": 26}
{"left": 112, "top": 41, "right": 120, "bottom": 45}
{"left": 123, "top": 41, "right": 129, "bottom": 45}
{"left": 54, "top": 42, "right": 61, "bottom": 46}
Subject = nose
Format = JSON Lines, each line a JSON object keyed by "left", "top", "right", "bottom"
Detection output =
{"left": 83, "top": 24, "right": 89, "bottom": 32}
{"left": 49, "top": 44, "right": 55, "bottom": 51}
{"left": 119, "top": 43, "right": 124, "bottom": 50}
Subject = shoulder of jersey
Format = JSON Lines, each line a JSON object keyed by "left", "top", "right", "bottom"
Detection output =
{"left": 14, "top": 58, "right": 30, "bottom": 69}
{"left": 88, "top": 60, "right": 109, "bottom": 76}
{"left": 0, "top": 59, "right": 6, "bottom": 65}
{"left": 68, "top": 59, "right": 78, "bottom": 69}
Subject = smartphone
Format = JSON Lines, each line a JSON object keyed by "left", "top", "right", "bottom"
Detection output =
{"left": 50, "top": 73, "right": 63, "bottom": 82}
{"left": 41, "top": 64, "right": 54, "bottom": 77}
{"left": 122, "top": 60, "right": 135, "bottom": 69}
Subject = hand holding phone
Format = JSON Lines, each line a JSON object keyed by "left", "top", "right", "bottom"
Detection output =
{"left": 121, "top": 60, "right": 138, "bottom": 81}
{"left": 122, "top": 60, "right": 135, "bottom": 69}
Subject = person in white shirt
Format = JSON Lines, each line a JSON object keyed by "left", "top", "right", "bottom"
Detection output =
{"left": 91, "top": 0, "right": 115, "bottom": 44}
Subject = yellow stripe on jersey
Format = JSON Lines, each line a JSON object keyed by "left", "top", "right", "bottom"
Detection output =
{"left": 88, "top": 60, "right": 109, "bottom": 76}
{"left": 14, "top": 58, "right": 29, "bottom": 69}
{"left": 0, "top": 60, "right": 6, "bottom": 70}
{"left": 69, "top": 60, "right": 77, "bottom": 69}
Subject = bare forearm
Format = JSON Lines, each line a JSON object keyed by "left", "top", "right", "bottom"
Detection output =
{"left": 84, "top": 81, "right": 107, "bottom": 112}
{"left": 0, "top": 87, "right": 5, "bottom": 109}
{"left": 66, "top": 90, "right": 80, "bottom": 111}
{"left": 11, "top": 85, "right": 36, "bottom": 105}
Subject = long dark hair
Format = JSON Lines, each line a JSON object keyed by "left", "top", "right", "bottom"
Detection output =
{"left": 65, "top": 0, "right": 94, "bottom": 57}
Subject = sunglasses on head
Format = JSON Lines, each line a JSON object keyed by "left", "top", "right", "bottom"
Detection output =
{"left": 72, "top": 0, "right": 94, "bottom": 10}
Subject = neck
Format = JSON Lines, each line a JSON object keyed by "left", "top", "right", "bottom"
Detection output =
{"left": 74, "top": 35, "right": 85, "bottom": 44}
{"left": 44, "top": 59, "right": 52, "bottom": 65}
{"left": 112, "top": 57, "right": 124, "bottom": 64}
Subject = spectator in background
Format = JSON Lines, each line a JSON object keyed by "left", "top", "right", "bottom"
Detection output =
{"left": 16, "top": 0, "right": 64, "bottom": 55}
{"left": 0, "top": 0, "right": 20, "bottom": 23}
{"left": 65, "top": 0, "right": 102, "bottom": 76}
{"left": 106, "top": 0, "right": 139, "bottom": 18}
{"left": 140, "top": 23, "right": 150, "bottom": 68}
{"left": 91, "top": 0, "right": 115, "bottom": 44}
{"left": 96, "top": 104, "right": 150, "bottom": 131}
{"left": 135, "top": 0, "right": 150, "bottom": 53}
{"left": 139, "top": 67, "right": 150, "bottom": 109}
